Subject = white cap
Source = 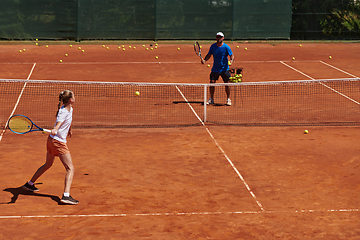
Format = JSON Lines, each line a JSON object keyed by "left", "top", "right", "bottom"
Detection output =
{"left": 216, "top": 32, "right": 224, "bottom": 37}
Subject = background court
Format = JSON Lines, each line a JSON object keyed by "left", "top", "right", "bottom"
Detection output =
{"left": 0, "top": 42, "right": 359, "bottom": 239}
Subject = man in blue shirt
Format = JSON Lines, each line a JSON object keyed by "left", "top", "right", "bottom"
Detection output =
{"left": 201, "top": 32, "right": 234, "bottom": 106}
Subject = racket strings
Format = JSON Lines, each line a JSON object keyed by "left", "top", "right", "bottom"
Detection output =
{"left": 194, "top": 42, "right": 201, "bottom": 56}
{"left": 8, "top": 116, "right": 32, "bottom": 133}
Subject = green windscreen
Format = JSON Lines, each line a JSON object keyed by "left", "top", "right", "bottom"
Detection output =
{"left": 0, "top": 0, "right": 292, "bottom": 40}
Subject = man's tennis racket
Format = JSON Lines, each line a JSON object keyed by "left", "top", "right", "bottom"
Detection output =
{"left": 8, "top": 115, "right": 51, "bottom": 134}
{"left": 194, "top": 41, "right": 203, "bottom": 61}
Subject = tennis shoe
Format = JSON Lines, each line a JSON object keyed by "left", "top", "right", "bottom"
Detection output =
{"left": 60, "top": 195, "right": 79, "bottom": 205}
{"left": 226, "top": 98, "right": 232, "bottom": 106}
{"left": 207, "top": 98, "right": 214, "bottom": 105}
{"left": 22, "top": 182, "right": 39, "bottom": 192}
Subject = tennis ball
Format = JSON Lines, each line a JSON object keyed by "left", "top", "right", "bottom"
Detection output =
{"left": 299, "top": 44, "right": 302, "bottom": 47}
{"left": 129, "top": 46, "right": 132, "bottom": 48}
{"left": 304, "top": 130, "right": 308, "bottom": 134}
{"left": 292, "top": 57, "right": 295, "bottom": 60}
{"left": 146, "top": 48, "right": 149, "bottom": 50}
{"left": 19, "top": 50, "right": 22, "bottom": 53}
{"left": 177, "top": 47, "right": 180, "bottom": 50}
{"left": 106, "top": 47, "right": 109, "bottom": 49}
{"left": 36, "top": 38, "right": 38, "bottom": 41}
{"left": 329, "top": 56, "right": 332, "bottom": 59}
{"left": 102, "top": 45, "right": 105, "bottom": 48}
{"left": 228, "top": 61, "right": 231, "bottom": 66}
{"left": 23, "top": 49, "right": 25, "bottom": 52}
{"left": 59, "top": 60, "right": 63, "bottom": 63}
{"left": 46, "top": 45, "right": 48, "bottom": 48}
{"left": 70, "top": 45, "right": 72, "bottom": 47}
{"left": 122, "top": 48, "right": 125, "bottom": 51}
{"left": 133, "top": 46, "right": 136, "bottom": 49}
{"left": 135, "top": 91, "right": 140, "bottom": 96}
{"left": 78, "top": 47, "right": 81, "bottom": 50}
{"left": 35, "top": 43, "right": 38, "bottom": 46}
{"left": 245, "top": 47, "right": 247, "bottom": 50}
{"left": 82, "top": 49, "right": 85, "bottom": 52}
{"left": 237, "top": 46, "right": 239, "bottom": 48}
{"left": 155, "top": 46, "right": 158, "bottom": 49}
{"left": 155, "top": 56, "right": 158, "bottom": 59}
{"left": 118, "top": 46, "right": 121, "bottom": 49}
{"left": 65, "top": 54, "right": 68, "bottom": 57}
{"left": 207, "top": 64, "right": 210, "bottom": 67}
{"left": 143, "top": 45, "right": 145, "bottom": 47}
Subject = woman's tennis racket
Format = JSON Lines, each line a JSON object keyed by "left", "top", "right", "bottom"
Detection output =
{"left": 194, "top": 41, "right": 203, "bottom": 61}
{"left": 8, "top": 115, "right": 51, "bottom": 134}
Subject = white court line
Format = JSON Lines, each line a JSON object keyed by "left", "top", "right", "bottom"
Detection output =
{"left": 0, "top": 208, "right": 358, "bottom": 219}
{"left": 175, "top": 86, "right": 264, "bottom": 211}
{"left": 0, "top": 60, "right": 321, "bottom": 65}
{"left": 0, "top": 63, "right": 36, "bottom": 142}
{"left": 320, "top": 61, "right": 359, "bottom": 78}
{"left": 280, "top": 61, "right": 360, "bottom": 105}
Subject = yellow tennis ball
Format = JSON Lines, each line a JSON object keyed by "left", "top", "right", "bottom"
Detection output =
{"left": 237, "top": 46, "right": 239, "bottom": 48}
{"left": 35, "top": 43, "right": 38, "bottom": 46}
{"left": 135, "top": 91, "right": 140, "bottom": 96}
{"left": 82, "top": 50, "right": 85, "bottom": 52}
{"left": 299, "top": 44, "right": 302, "bottom": 47}
{"left": 329, "top": 56, "right": 332, "bottom": 59}
{"left": 118, "top": 46, "right": 121, "bottom": 49}
{"left": 228, "top": 61, "right": 231, "bottom": 65}
{"left": 106, "top": 47, "right": 109, "bottom": 49}
{"left": 207, "top": 64, "right": 210, "bottom": 67}
{"left": 65, "top": 54, "right": 68, "bottom": 57}
{"left": 155, "top": 56, "right": 158, "bottom": 59}
{"left": 19, "top": 50, "right": 22, "bottom": 53}
{"left": 292, "top": 57, "right": 295, "bottom": 60}
{"left": 46, "top": 45, "right": 48, "bottom": 48}
{"left": 78, "top": 47, "right": 81, "bottom": 50}
{"left": 70, "top": 45, "right": 72, "bottom": 47}
{"left": 245, "top": 47, "right": 247, "bottom": 50}
{"left": 36, "top": 38, "right": 38, "bottom": 41}
{"left": 59, "top": 60, "right": 63, "bottom": 63}
{"left": 304, "top": 130, "right": 308, "bottom": 134}
{"left": 23, "top": 49, "right": 25, "bottom": 51}
{"left": 177, "top": 47, "right": 180, "bottom": 50}
{"left": 102, "top": 45, "right": 105, "bottom": 48}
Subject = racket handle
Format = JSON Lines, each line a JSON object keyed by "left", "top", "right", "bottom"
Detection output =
{"left": 42, "top": 129, "right": 51, "bottom": 133}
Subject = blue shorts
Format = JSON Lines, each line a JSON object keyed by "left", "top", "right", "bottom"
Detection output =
{"left": 210, "top": 71, "right": 231, "bottom": 83}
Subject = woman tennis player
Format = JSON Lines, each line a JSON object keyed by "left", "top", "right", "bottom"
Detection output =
{"left": 23, "top": 90, "right": 78, "bottom": 205}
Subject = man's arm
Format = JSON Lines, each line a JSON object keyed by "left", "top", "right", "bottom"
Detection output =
{"left": 201, "top": 54, "right": 211, "bottom": 64}
{"left": 229, "top": 54, "right": 234, "bottom": 65}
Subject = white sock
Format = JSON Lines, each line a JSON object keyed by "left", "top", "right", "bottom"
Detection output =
{"left": 63, "top": 192, "right": 70, "bottom": 197}
{"left": 28, "top": 181, "right": 34, "bottom": 186}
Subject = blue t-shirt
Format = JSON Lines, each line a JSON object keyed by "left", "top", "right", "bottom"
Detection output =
{"left": 208, "top": 43, "right": 233, "bottom": 73}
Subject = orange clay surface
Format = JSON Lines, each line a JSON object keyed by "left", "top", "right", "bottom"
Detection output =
{"left": 0, "top": 42, "right": 359, "bottom": 239}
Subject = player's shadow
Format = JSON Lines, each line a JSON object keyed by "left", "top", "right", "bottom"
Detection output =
{"left": 2, "top": 186, "right": 61, "bottom": 205}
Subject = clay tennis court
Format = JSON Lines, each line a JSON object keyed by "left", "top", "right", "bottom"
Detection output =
{"left": 0, "top": 42, "right": 359, "bottom": 239}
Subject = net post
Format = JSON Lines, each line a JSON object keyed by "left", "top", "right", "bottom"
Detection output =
{"left": 204, "top": 85, "right": 207, "bottom": 122}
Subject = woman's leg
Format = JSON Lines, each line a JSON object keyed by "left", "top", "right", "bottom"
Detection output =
{"left": 58, "top": 153, "right": 74, "bottom": 194}
{"left": 30, "top": 152, "right": 55, "bottom": 183}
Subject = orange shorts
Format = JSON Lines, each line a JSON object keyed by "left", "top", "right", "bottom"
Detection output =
{"left": 47, "top": 136, "right": 70, "bottom": 156}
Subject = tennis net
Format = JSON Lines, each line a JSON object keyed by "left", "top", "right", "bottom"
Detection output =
{"left": 0, "top": 78, "right": 359, "bottom": 129}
